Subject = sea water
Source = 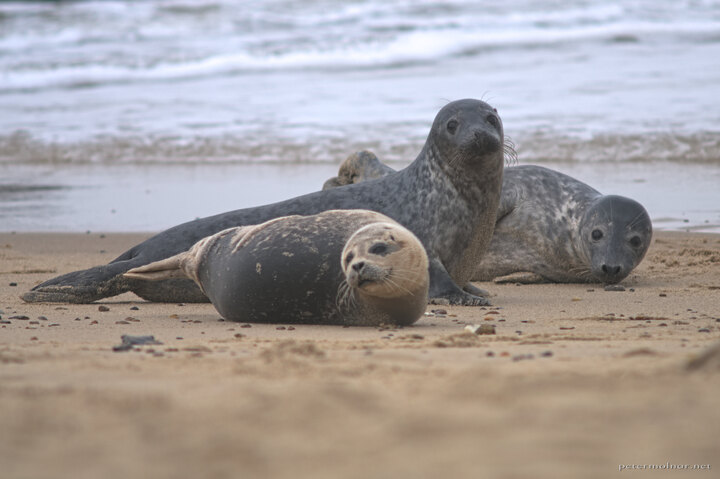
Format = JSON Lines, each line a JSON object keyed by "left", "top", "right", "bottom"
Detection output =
{"left": 1, "top": 0, "right": 719, "bottom": 232}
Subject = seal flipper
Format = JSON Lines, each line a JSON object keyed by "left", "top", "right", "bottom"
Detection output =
{"left": 124, "top": 254, "right": 189, "bottom": 281}
{"left": 428, "top": 259, "right": 490, "bottom": 306}
{"left": 21, "top": 261, "right": 139, "bottom": 304}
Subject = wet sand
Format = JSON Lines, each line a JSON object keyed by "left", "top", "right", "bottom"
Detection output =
{"left": 1, "top": 230, "right": 719, "bottom": 478}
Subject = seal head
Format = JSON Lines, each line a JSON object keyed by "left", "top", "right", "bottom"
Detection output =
{"left": 578, "top": 195, "right": 652, "bottom": 284}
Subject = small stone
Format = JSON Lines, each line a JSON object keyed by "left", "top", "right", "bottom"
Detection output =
{"left": 98, "top": 305, "right": 110, "bottom": 312}
{"left": 604, "top": 284, "right": 625, "bottom": 292}
{"left": 115, "top": 320, "right": 130, "bottom": 325}
{"left": 540, "top": 350, "right": 553, "bottom": 357}
{"left": 90, "top": 320, "right": 98, "bottom": 325}
{"left": 10, "top": 315, "right": 29, "bottom": 320}
{"left": 241, "top": 324, "right": 252, "bottom": 328}
{"left": 9, "top": 282, "right": 17, "bottom": 287}
{"left": 698, "top": 328, "right": 711, "bottom": 333}
{"left": 234, "top": 333, "right": 246, "bottom": 339}
{"left": 486, "top": 351, "right": 495, "bottom": 357}
{"left": 276, "top": 326, "right": 286, "bottom": 330}
{"left": 38, "top": 316, "right": 48, "bottom": 321}
{"left": 30, "top": 336, "right": 38, "bottom": 341}
{"left": 512, "top": 354, "right": 534, "bottom": 362}
{"left": 431, "top": 309, "right": 448, "bottom": 315}
{"left": 288, "top": 326, "right": 296, "bottom": 330}
{"left": 465, "top": 324, "right": 495, "bottom": 335}
{"left": 130, "top": 306, "right": 139, "bottom": 311}
{"left": 559, "top": 326, "right": 575, "bottom": 330}
{"left": 659, "top": 293, "right": 667, "bottom": 297}
{"left": 169, "top": 314, "right": 179, "bottom": 319}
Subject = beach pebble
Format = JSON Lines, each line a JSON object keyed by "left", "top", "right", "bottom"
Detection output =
{"left": 604, "top": 284, "right": 626, "bottom": 292}
{"left": 241, "top": 324, "right": 252, "bottom": 328}
{"left": 9, "top": 282, "right": 17, "bottom": 287}
{"left": 130, "top": 306, "right": 139, "bottom": 311}
{"left": 698, "top": 328, "right": 711, "bottom": 333}
{"left": 98, "top": 305, "right": 110, "bottom": 312}
{"left": 513, "top": 354, "right": 534, "bottom": 362}
{"left": 541, "top": 350, "right": 553, "bottom": 357}
{"left": 465, "top": 324, "right": 495, "bottom": 335}
{"left": 10, "top": 315, "right": 29, "bottom": 320}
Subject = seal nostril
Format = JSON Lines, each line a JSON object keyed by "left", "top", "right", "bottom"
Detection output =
{"left": 602, "top": 264, "right": 622, "bottom": 275}
{"left": 352, "top": 261, "right": 365, "bottom": 272}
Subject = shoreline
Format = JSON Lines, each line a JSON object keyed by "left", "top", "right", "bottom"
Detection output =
{"left": 1, "top": 230, "right": 719, "bottom": 478}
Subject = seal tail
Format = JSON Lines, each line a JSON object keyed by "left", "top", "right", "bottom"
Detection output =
{"left": 123, "top": 253, "right": 190, "bottom": 281}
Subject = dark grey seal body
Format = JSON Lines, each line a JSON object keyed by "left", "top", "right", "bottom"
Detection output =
{"left": 124, "top": 210, "right": 429, "bottom": 326}
{"left": 324, "top": 154, "right": 652, "bottom": 284}
{"left": 23, "top": 99, "right": 505, "bottom": 305}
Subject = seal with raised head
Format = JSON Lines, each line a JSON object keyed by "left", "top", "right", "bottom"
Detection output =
{"left": 124, "top": 210, "right": 429, "bottom": 326}
{"left": 324, "top": 154, "right": 652, "bottom": 284}
{"left": 23, "top": 98, "right": 505, "bottom": 305}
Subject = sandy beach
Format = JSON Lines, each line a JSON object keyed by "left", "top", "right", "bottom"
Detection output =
{"left": 0, "top": 230, "right": 718, "bottom": 478}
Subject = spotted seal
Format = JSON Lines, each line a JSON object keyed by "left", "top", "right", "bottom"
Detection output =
{"left": 23, "top": 98, "right": 505, "bottom": 305}
{"left": 124, "top": 210, "right": 428, "bottom": 326}
{"left": 324, "top": 153, "right": 652, "bottom": 284}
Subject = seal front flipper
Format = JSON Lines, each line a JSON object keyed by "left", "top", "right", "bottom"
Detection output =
{"left": 21, "top": 261, "right": 138, "bottom": 304}
{"left": 428, "top": 259, "right": 490, "bottom": 306}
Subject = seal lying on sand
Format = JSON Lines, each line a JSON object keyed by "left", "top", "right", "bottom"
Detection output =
{"left": 23, "top": 98, "right": 505, "bottom": 305}
{"left": 323, "top": 152, "right": 652, "bottom": 284}
{"left": 124, "top": 210, "right": 429, "bottom": 326}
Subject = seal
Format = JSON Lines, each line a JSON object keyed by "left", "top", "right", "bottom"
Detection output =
{"left": 324, "top": 154, "right": 652, "bottom": 284}
{"left": 22, "top": 98, "right": 505, "bottom": 305}
{"left": 123, "top": 210, "right": 429, "bottom": 326}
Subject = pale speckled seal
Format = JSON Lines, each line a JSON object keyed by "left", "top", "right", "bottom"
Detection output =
{"left": 324, "top": 153, "right": 652, "bottom": 284}
{"left": 23, "top": 98, "right": 505, "bottom": 305}
{"left": 124, "top": 210, "right": 429, "bottom": 326}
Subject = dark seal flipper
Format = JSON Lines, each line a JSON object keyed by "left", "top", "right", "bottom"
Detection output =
{"left": 22, "top": 261, "right": 138, "bottom": 303}
{"left": 428, "top": 259, "right": 490, "bottom": 306}
{"left": 22, "top": 259, "right": 207, "bottom": 304}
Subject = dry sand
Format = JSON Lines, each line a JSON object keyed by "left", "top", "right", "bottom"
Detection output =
{"left": 1, "top": 230, "right": 719, "bottom": 479}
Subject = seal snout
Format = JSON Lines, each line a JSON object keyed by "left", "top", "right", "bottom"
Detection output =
{"left": 347, "top": 260, "right": 385, "bottom": 288}
{"left": 599, "top": 263, "right": 624, "bottom": 284}
{"left": 472, "top": 128, "right": 501, "bottom": 154}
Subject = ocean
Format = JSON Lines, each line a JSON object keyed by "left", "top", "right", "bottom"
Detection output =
{"left": 1, "top": 0, "right": 719, "bottom": 232}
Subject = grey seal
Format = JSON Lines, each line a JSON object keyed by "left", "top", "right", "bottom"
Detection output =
{"left": 22, "top": 98, "right": 505, "bottom": 305}
{"left": 324, "top": 153, "right": 652, "bottom": 284}
{"left": 124, "top": 210, "right": 429, "bottom": 326}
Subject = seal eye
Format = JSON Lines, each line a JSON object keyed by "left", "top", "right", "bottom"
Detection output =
{"left": 446, "top": 119, "right": 459, "bottom": 135}
{"left": 629, "top": 236, "right": 642, "bottom": 248}
{"left": 345, "top": 252, "right": 355, "bottom": 265}
{"left": 591, "top": 229, "right": 604, "bottom": 241}
{"left": 486, "top": 114, "right": 500, "bottom": 130}
{"left": 369, "top": 243, "right": 389, "bottom": 256}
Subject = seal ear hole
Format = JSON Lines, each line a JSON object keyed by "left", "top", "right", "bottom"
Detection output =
{"left": 446, "top": 119, "right": 459, "bottom": 135}
{"left": 629, "top": 236, "right": 642, "bottom": 248}
{"left": 591, "top": 229, "right": 604, "bottom": 241}
{"left": 369, "top": 243, "right": 389, "bottom": 256}
{"left": 345, "top": 252, "right": 355, "bottom": 265}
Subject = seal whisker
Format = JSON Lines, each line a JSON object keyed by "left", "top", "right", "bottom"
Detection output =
{"left": 503, "top": 137, "right": 518, "bottom": 166}
{"left": 383, "top": 276, "right": 415, "bottom": 296}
